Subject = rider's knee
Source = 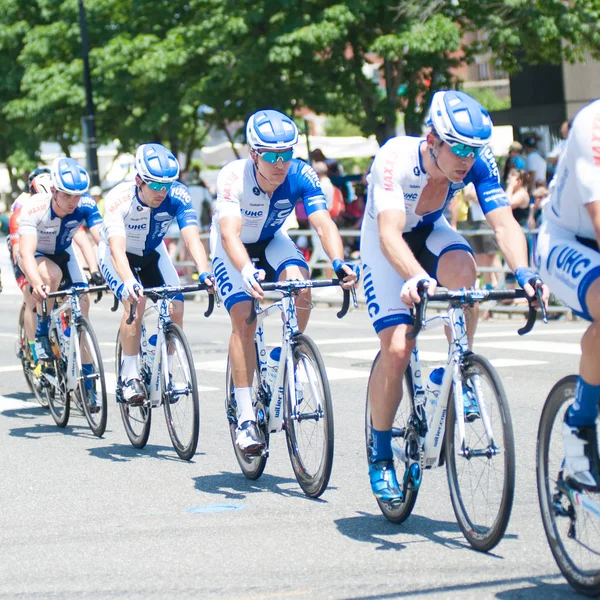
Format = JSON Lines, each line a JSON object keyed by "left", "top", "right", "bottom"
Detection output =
{"left": 230, "top": 303, "right": 256, "bottom": 338}
{"left": 582, "top": 321, "right": 600, "bottom": 355}
{"left": 438, "top": 251, "right": 477, "bottom": 288}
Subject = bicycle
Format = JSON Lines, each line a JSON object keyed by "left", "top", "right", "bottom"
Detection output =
{"left": 537, "top": 375, "right": 600, "bottom": 595}
{"left": 39, "top": 284, "right": 109, "bottom": 436}
{"left": 225, "top": 278, "right": 356, "bottom": 498}
{"left": 365, "top": 283, "right": 546, "bottom": 552}
{"left": 114, "top": 282, "right": 214, "bottom": 461}
{"left": 16, "top": 303, "right": 47, "bottom": 407}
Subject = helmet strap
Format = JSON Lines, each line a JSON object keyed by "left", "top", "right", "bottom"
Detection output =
{"left": 252, "top": 153, "right": 280, "bottom": 191}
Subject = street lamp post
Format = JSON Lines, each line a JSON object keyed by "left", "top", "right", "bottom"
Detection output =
{"left": 78, "top": 0, "right": 100, "bottom": 187}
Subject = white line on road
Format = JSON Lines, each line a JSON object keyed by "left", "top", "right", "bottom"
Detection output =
{"left": 476, "top": 340, "right": 581, "bottom": 355}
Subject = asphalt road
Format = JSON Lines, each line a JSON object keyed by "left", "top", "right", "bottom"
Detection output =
{"left": 0, "top": 275, "right": 585, "bottom": 599}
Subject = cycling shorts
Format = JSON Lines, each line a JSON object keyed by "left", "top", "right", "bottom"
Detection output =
{"left": 360, "top": 217, "right": 473, "bottom": 333}
{"left": 20, "top": 245, "right": 87, "bottom": 290}
{"left": 99, "top": 240, "right": 182, "bottom": 301}
{"left": 210, "top": 229, "right": 309, "bottom": 312}
{"left": 536, "top": 221, "right": 600, "bottom": 321}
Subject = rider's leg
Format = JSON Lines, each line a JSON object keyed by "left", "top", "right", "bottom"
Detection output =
{"left": 119, "top": 296, "right": 147, "bottom": 382}
{"left": 22, "top": 286, "right": 37, "bottom": 342}
{"left": 278, "top": 265, "right": 311, "bottom": 332}
{"left": 436, "top": 249, "right": 478, "bottom": 347}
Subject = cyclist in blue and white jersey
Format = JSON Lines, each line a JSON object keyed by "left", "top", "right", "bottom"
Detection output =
{"left": 19, "top": 157, "right": 104, "bottom": 361}
{"left": 212, "top": 109, "right": 359, "bottom": 454}
{"left": 361, "top": 90, "right": 549, "bottom": 503}
{"left": 536, "top": 99, "right": 600, "bottom": 490}
{"left": 99, "top": 143, "right": 212, "bottom": 404}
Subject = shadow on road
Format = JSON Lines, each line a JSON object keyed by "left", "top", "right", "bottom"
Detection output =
{"left": 1, "top": 404, "right": 47, "bottom": 420}
{"left": 335, "top": 511, "right": 469, "bottom": 552}
{"left": 9, "top": 421, "right": 95, "bottom": 440}
{"left": 87, "top": 443, "right": 202, "bottom": 463}
{"left": 192, "top": 471, "right": 328, "bottom": 502}
{"left": 342, "top": 572, "right": 567, "bottom": 599}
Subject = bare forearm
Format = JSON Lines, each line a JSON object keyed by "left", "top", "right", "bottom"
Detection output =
{"left": 21, "top": 254, "right": 43, "bottom": 288}
{"left": 495, "top": 220, "right": 529, "bottom": 271}
{"left": 315, "top": 219, "right": 344, "bottom": 261}
{"left": 380, "top": 235, "right": 424, "bottom": 280}
{"left": 221, "top": 234, "right": 252, "bottom": 272}
{"left": 181, "top": 228, "right": 209, "bottom": 272}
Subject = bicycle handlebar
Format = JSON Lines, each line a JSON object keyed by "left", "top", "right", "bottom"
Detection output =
{"left": 41, "top": 284, "right": 110, "bottom": 319}
{"left": 406, "top": 281, "right": 548, "bottom": 340}
{"left": 245, "top": 278, "right": 357, "bottom": 325}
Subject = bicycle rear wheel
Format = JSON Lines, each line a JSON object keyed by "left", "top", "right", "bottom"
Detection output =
{"left": 77, "top": 318, "right": 108, "bottom": 437}
{"left": 162, "top": 323, "right": 200, "bottom": 461}
{"left": 45, "top": 329, "right": 70, "bottom": 428}
{"left": 17, "top": 303, "right": 47, "bottom": 407}
{"left": 225, "top": 352, "right": 269, "bottom": 480}
{"left": 284, "top": 334, "right": 334, "bottom": 498}
{"left": 445, "top": 353, "right": 515, "bottom": 552}
{"left": 365, "top": 351, "right": 419, "bottom": 524}
{"left": 537, "top": 375, "right": 600, "bottom": 596}
{"left": 116, "top": 331, "right": 151, "bottom": 449}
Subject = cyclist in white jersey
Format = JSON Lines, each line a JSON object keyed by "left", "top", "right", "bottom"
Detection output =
{"left": 19, "top": 157, "right": 103, "bottom": 361}
{"left": 212, "top": 109, "right": 359, "bottom": 454}
{"left": 99, "top": 143, "right": 212, "bottom": 404}
{"left": 536, "top": 99, "right": 600, "bottom": 489}
{"left": 362, "top": 90, "right": 549, "bottom": 503}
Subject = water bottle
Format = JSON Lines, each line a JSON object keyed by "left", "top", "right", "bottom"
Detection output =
{"left": 147, "top": 334, "right": 158, "bottom": 362}
{"left": 265, "top": 346, "right": 281, "bottom": 394}
{"left": 425, "top": 367, "right": 444, "bottom": 428}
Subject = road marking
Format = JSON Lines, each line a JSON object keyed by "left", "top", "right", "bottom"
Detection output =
{"left": 0, "top": 397, "right": 36, "bottom": 411}
{"left": 187, "top": 504, "right": 244, "bottom": 514}
{"left": 325, "top": 349, "right": 448, "bottom": 362}
{"left": 103, "top": 372, "right": 220, "bottom": 393}
{"left": 477, "top": 340, "right": 581, "bottom": 355}
{"left": 0, "top": 365, "right": 22, "bottom": 373}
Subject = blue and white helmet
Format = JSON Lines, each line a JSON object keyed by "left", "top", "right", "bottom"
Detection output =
{"left": 51, "top": 157, "right": 90, "bottom": 195}
{"left": 135, "top": 143, "right": 180, "bottom": 183}
{"left": 427, "top": 90, "right": 492, "bottom": 147}
{"left": 246, "top": 109, "right": 299, "bottom": 151}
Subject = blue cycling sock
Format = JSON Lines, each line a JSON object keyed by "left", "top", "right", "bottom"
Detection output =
{"left": 82, "top": 364, "right": 94, "bottom": 389}
{"left": 371, "top": 428, "right": 393, "bottom": 462}
{"left": 36, "top": 315, "right": 49, "bottom": 337}
{"left": 566, "top": 377, "right": 600, "bottom": 427}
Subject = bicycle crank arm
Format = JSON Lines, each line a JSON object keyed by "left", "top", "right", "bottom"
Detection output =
{"left": 41, "top": 372, "right": 60, "bottom": 391}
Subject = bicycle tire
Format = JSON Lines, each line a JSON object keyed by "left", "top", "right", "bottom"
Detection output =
{"left": 17, "top": 303, "right": 47, "bottom": 407}
{"left": 284, "top": 334, "right": 334, "bottom": 498}
{"left": 225, "top": 353, "right": 269, "bottom": 480}
{"left": 365, "top": 351, "right": 419, "bottom": 524}
{"left": 162, "top": 323, "right": 200, "bottom": 461}
{"left": 116, "top": 330, "right": 151, "bottom": 449}
{"left": 45, "top": 328, "right": 70, "bottom": 428}
{"left": 537, "top": 375, "right": 600, "bottom": 596}
{"left": 445, "top": 353, "right": 515, "bottom": 552}
{"left": 77, "top": 317, "right": 108, "bottom": 437}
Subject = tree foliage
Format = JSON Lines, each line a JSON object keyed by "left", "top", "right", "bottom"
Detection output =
{"left": 1, "top": 0, "right": 599, "bottom": 176}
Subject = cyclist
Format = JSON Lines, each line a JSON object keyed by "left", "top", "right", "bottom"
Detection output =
{"left": 361, "top": 90, "right": 548, "bottom": 503}
{"left": 536, "top": 99, "right": 600, "bottom": 490}
{"left": 99, "top": 143, "right": 212, "bottom": 405}
{"left": 212, "top": 108, "right": 359, "bottom": 455}
{"left": 18, "top": 157, "right": 104, "bottom": 361}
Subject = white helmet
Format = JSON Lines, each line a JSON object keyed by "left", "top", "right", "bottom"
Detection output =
{"left": 427, "top": 90, "right": 492, "bottom": 148}
{"left": 30, "top": 173, "right": 53, "bottom": 195}
{"left": 135, "top": 143, "right": 180, "bottom": 184}
{"left": 246, "top": 109, "right": 299, "bottom": 151}
{"left": 51, "top": 157, "right": 90, "bottom": 195}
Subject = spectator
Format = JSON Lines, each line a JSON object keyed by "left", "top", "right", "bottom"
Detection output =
{"left": 547, "top": 120, "right": 571, "bottom": 179}
{"left": 464, "top": 184, "right": 504, "bottom": 290}
{"left": 314, "top": 161, "right": 344, "bottom": 221}
{"left": 523, "top": 135, "right": 547, "bottom": 192}
{"left": 505, "top": 169, "right": 530, "bottom": 228}
{"left": 528, "top": 184, "right": 550, "bottom": 231}
{"left": 89, "top": 185, "right": 104, "bottom": 217}
{"left": 502, "top": 141, "right": 526, "bottom": 186}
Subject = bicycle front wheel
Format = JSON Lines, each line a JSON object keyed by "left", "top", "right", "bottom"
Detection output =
{"left": 17, "top": 304, "right": 47, "bottom": 407}
{"left": 365, "top": 351, "right": 419, "bottom": 524}
{"left": 45, "top": 330, "right": 70, "bottom": 428}
{"left": 162, "top": 323, "right": 200, "bottom": 461}
{"left": 116, "top": 331, "right": 151, "bottom": 449}
{"left": 225, "top": 352, "right": 269, "bottom": 480}
{"left": 537, "top": 375, "right": 600, "bottom": 596}
{"left": 284, "top": 334, "right": 334, "bottom": 498}
{"left": 77, "top": 318, "right": 108, "bottom": 437}
{"left": 445, "top": 353, "right": 515, "bottom": 552}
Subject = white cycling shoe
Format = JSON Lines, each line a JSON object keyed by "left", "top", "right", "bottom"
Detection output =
{"left": 235, "top": 420, "right": 265, "bottom": 455}
{"left": 562, "top": 420, "right": 600, "bottom": 491}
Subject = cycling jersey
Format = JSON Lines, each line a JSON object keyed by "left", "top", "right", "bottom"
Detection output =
{"left": 543, "top": 99, "right": 600, "bottom": 239}
{"left": 18, "top": 193, "right": 102, "bottom": 254}
{"left": 213, "top": 158, "right": 328, "bottom": 243}
{"left": 102, "top": 181, "right": 198, "bottom": 256}
{"left": 362, "top": 136, "right": 508, "bottom": 234}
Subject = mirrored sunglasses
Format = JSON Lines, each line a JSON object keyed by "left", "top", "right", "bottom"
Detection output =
{"left": 257, "top": 149, "right": 294, "bottom": 164}
{"left": 448, "top": 143, "right": 480, "bottom": 159}
{"left": 145, "top": 180, "right": 173, "bottom": 192}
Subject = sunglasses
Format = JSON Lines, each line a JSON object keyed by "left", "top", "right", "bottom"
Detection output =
{"left": 448, "top": 143, "right": 481, "bottom": 159}
{"left": 256, "top": 149, "right": 294, "bottom": 164}
{"left": 145, "top": 180, "right": 173, "bottom": 192}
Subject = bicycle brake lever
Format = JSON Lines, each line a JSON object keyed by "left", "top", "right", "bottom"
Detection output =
{"left": 245, "top": 301, "right": 257, "bottom": 325}
{"left": 204, "top": 292, "right": 214, "bottom": 318}
{"left": 126, "top": 300, "right": 137, "bottom": 325}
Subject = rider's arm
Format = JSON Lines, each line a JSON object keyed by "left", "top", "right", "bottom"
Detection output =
{"left": 485, "top": 206, "right": 529, "bottom": 271}
{"left": 180, "top": 225, "right": 209, "bottom": 274}
{"left": 18, "top": 233, "right": 43, "bottom": 289}
{"left": 308, "top": 209, "right": 345, "bottom": 263}
{"left": 108, "top": 236, "right": 135, "bottom": 283}
{"left": 73, "top": 227, "right": 99, "bottom": 273}
{"left": 219, "top": 215, "right": 253, "bottom": 272}
{"left": 377, "top": 208, "right": 426, "bottom": 280}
